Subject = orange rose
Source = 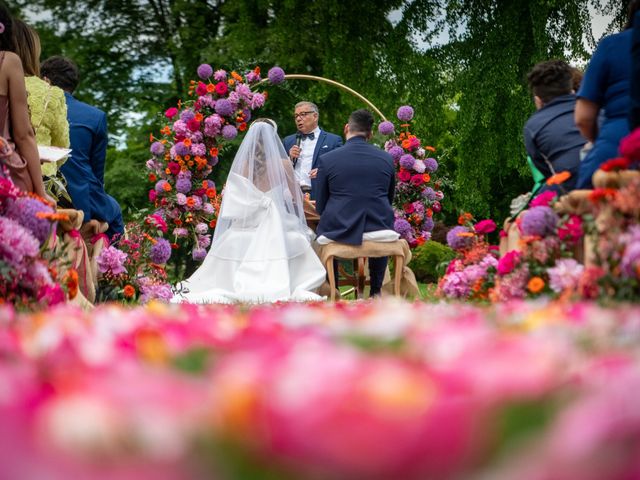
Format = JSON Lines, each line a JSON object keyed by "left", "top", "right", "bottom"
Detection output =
{"left": 206, "top": 83, "right": 216, "bottom": 93}
{"left": 206, "top": 188, "right": 217, "bottom": 198}
{"left": 527, "top": 276, "right": 545, "bottom": 294}
{"left": 123, "top": 285, "right": 136, "bottom": 298}
{"left": 210, "top": 147, "right": 219, "bottom": 157}
{"left": 186, "top": 197, "right": 196, "bottom": 208}
{"left": 195, "top": 112, "right": 204, "bottom": 121}
{"left": 183, "top": 138, "right": 192, "bottom": 147}
{"left": 162, "top": 182, "right": 172, "bottom": 192}
{"left": 422, "top": 173, "right": 430, "bottom": 183}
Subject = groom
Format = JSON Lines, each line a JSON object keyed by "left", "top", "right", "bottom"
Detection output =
{"left": 283, "top": 101, "right": 342, "bottom": 198}
{"left": 314, "top": 109, "right": 397, "bottom": 297}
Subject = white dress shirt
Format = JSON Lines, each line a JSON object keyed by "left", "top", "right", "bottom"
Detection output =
{"left": 294, "top": 126, "right": 321, "bottom": 188}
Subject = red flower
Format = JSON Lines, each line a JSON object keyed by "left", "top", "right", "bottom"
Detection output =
{"left": 600, "top": 157, "right": 631, "bottom": 172}
{"left": 148, "top": 190, "right": 157, "bottom": 202}
{"left": 474, "top": 219, "right": 496, "bottom": 234}
{"left": 215, "top": 81, "right": 228, "bottom": 95}
{"left": 398, "top": 169, "right": 411, "bottom": 182}
{"left": 497, "top": 250, "right": 521, "bottom": 275}
{"left": 196, "top": 81, "right": 208, "bottom": 96}
{"left": 187, "top": 118, "right": 201, "bottom": 132}
{"left": 164, "top": 107, "right": 178, "bottom": 119}
{"left": 403, "top": 202, "right": 415, "bottom": 214}
{"left": 589, "top": 188, "right": 618, "bottom": 203}
{"left": 410, "top": 174, "right": 424, "bottom": 186}
{"left": 167, "top": 162, "right": 180, "bottom": 175}
{"left": 558, "top": 214, "right": 583, "bottom": 244}
{"left": 619, "top": 127, "right": 640, "bottom": 160}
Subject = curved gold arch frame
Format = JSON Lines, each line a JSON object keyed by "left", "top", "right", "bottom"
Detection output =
{"left": 255, "top": 74, "right": 388, "bottom": 121}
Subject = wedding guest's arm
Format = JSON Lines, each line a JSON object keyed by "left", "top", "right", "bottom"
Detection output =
{"left": 314, "top": 158, "right": 330, "bottom": 215}
{"left": 387, "top": 162, "right": 395, "bottom": 205}
{"left": 90, "top": 111, "right": 108, "bottom": 186}
{"left": 575, "top": 98, "right": 600, "bottom": 142}
{"left": 6, "top": 53, "right": 48, "bottom": 198}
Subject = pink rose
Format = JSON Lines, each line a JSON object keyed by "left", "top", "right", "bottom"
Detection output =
{"left": 497, "top": 250, "right": 521, "bottom": 275}
{"left": 620, "top": 127, "right": 640, "bottom": 160}
{"left": 398, "top": 170, "right": 411, "bottom": 182}
{"left": 215, "top": 81, "right": 228, "bottom": 96}
{"left": 410, "top": 174, "right": 424, "bottom": 186}
{"left": 164, "top": 107, "right": 178, "bottom": 118}
{"left": 474, "top": 219, "right": 497, "bottom": 234}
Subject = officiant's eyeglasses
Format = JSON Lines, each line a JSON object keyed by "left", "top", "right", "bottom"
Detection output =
{"left": 294, "top": 111, "right": 316, "bottom": 119}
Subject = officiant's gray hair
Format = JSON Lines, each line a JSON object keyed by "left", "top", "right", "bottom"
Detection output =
{"left": 294, "top": 101, "right": 318, "bottom": 114}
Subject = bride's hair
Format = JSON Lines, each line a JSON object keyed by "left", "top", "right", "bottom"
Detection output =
{"left": 251, "top": 117, "right": 277, "bottom": 131}
{"left": 245, "top": 118, "right": 278, "bottom": 187}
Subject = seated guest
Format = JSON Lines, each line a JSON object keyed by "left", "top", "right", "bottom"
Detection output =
{"left": 575, "top": 0, "right": 640, "bottom": 188}
{"left": 315, "top": 109, "right": 398, "bottom": 298}
{"left": 40, "top": 56, "right": 124, "bottom": 240}
{"left": 283, "top": 101, "right": 342, "bottom": 199}
{"left": 0, "top": 4, "right": 50, "bottom": 200}
{"left": 524, "top": 60, "right": 585, "bottom": 192}
{"left": 12, "top": 19, "right": 71, "bottom": 205}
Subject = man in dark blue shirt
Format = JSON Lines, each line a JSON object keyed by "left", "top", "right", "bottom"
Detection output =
{"left": 524, "top": 60, "right": 586, "bottom": 192}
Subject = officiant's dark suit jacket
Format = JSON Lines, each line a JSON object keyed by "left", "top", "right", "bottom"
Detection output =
{"left": 282, "top": 128, "right": 342, "bottom": 199}
{"left": 315, "top": 136, "right": 395, "bottom": 245}
{"left": 61, "top": 92, "right": 124, "bottom": 239}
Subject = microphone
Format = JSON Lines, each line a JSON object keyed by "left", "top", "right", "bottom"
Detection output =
{"left": 293, "top": 132, "right": 302, "bottom": 167}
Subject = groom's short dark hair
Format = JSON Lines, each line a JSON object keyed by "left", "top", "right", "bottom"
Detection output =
{"left": 348, "top": 109, "right": 374, "bottom": 135}
{"left": 40, "top": 56, "right": 80, "bottom": 93}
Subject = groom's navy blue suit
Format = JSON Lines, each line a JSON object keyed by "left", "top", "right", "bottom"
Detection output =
{"left": 315, "top": 136, "right": 395, "bottom": 295}
{"left": 283, "top": 128, "right": 342, "bottom": 199}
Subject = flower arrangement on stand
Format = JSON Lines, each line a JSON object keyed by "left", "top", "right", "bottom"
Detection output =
{"left": 95, "top": 214, "right": 175, "bottom": 303}
{"left": 378, "top": 105, "right": 444, "bottom": 247}
{"left": 146, "top": 65, "right": 286, "bottom": 261}
{"left": 436, "top": 213, "right": 499, "bottom": 300}
{"left": 0, "top": 140, "right": 77, "bottom": 309}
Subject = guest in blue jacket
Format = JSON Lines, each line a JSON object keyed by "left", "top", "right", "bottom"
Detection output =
{"left": 575, "top": 0, "right": 640, "bottom": 188}
{"left": 523, "top": 60, "right": 585, "bottom": 192}
{"left": 40, "top": 56, "right": 124, "bottom": 240}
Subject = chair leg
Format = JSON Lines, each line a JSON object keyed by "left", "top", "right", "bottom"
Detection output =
{"left": 326, "top": 257, "right": 336, "bottom": 301}
{"left": 394, "top": 255, "right": 403, "bottom": 297}
{"left": 357, "top": 257, "right": 366, "bottom": 298}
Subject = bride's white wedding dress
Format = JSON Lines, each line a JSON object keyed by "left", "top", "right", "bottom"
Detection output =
{"left": 172, "top": 120, "right": 326, "bottom": 304}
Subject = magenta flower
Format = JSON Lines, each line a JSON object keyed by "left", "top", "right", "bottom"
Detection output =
{"left": 165, "top": 107, "right": 178, "bottom": 118}
{"left": 268, "top": 66, "right": 285, "bottom": 84}
{"left": 474, "top": 219, "right": 497, "bottom": 235}
{"left": 397, "top": 105, "right": 414, "bottom": 122}
{"left": 197, "top": 63, "right": 213, "bottom": 79}
{"left": 378, "top": 121, "right": 395, "bottom": 136}
{"left": 530, "top": 190, "right": 557, "bottom": 208}
{"left": 497, "top": 250, "right": 521, "bottom": 275}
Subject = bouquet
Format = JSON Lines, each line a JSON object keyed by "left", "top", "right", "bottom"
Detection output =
{"left": 378, "top": 105, "right": 444, "bottom": 247}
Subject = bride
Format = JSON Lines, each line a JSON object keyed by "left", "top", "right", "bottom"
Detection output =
{"left": 172, "top": 118, "right": 326, "bottom": 303}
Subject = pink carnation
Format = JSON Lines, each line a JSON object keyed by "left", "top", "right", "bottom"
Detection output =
{"left": 530, "top": 190, "right": 557, "bottom": 207}
{"left": 474, "top": 219, "right": 496, "bottom": 234}
{"left": 497, "top": 250, "right": 521, "bottom": 275}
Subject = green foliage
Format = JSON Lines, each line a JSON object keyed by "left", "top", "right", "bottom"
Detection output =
{"left": 409, "top": 240, "right": 456, "bottom": 283}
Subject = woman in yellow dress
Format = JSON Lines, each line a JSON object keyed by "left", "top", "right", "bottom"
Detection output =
{"left": 13, "top": 19, "right": 71, "bottom": 204}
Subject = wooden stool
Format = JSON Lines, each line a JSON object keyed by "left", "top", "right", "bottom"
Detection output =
{"left": 320, "top": 240, "right": 408, "bottom": 301}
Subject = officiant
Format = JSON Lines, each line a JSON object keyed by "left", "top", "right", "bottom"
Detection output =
{"left": 283, "top": 101, "right": 342, "bottom": 199}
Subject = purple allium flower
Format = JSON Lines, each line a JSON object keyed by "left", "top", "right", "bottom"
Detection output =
{"left": 548, "top": 258, "right": 585, "bottom": 293}
{"left": 422, "top": 187, "right": 436, "bottom": 201}
{"left": 222, "top": 125, "right": 237, "bottom": 140}
{"left": 447, "top": 226, "right": 473, "bottom": 250}
{"left": 192, "top": 247, "right": 207, "bottom": 261}
{"left": 150, "top": 141, "right": 165, "bottom": 156}
{"left": 173, "top": 227, "right": 189, "bottom": 238}
{"left": 5, "top": 197, "right": 54, "bottom": 244}
{"left": 197, "top": 63, "right": 213, "bottom": 80}
{"left": 180, "top": 109, "right": 195, "bottom": 122}
{"left": 0, "top": 216, "right": 40, "bottom": 266}
{"left": 388, "top": 146, "right": 404, "bottom": 160}
{"left": 249, "top": 92, "right": 265, "bottom": 110}
{"left": 213, "top": 69, "right": 227, "bottom": 82}
{"left": 195, "top": 222, "right": 208, "bottom": 234}
{"left": 413, "top": 159, "right": 426, "bottom": 173}
{"left": 268, "top": 66, "right": 285, "bottom": 84}
{"left": 149, "top": 238, "right": 172, "bottom": 264}
{"left": 208, "top": 156, "right": 219, "bottom": 167}
{"left": 97, "top": 246, "right": 128, "bottom": 275}
{"left": 394, "top": 218, "right": 412, "bottom": 236}
{"left": 378, "top": 121, "right": 395, "bottom": 136}
{"left": 424, "top": 157, "right": 438, "bottom": 172}
{"left": 423, "top": 216, "right": 434, "bottom": 231}
{"left": 177, "top": 170, "right": 192, "bottom": 180}
{"left": 198, "top": 234, "right": 211, "bottom": 248}
{"left": 175, "top": 178, "right": 192, "bottom": 194}
{"left": 215, "top": 99, "right": 234, "bottom": 117}
{"left": 176, "top": 193, "right": 187, "bottom": 205}
{"left": 397, "top": 105, "right": 414, "bottom": 122}
{"left": 399, "top": 154, "right": 415, "bottom": 169}
{"left": 227, "top": 92, "right": 240, "bottom": 109}
{"left": 520, "top": 206, "right": 559, "bottom": 237}
{"left": 174, "top": 142, "right": 190, "bottom": 156}
{"left": 621, "top": 241, "right": 640, "bottom": 278}
{"left": 155, "top": 180, "right": 169, "bottom": 193}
